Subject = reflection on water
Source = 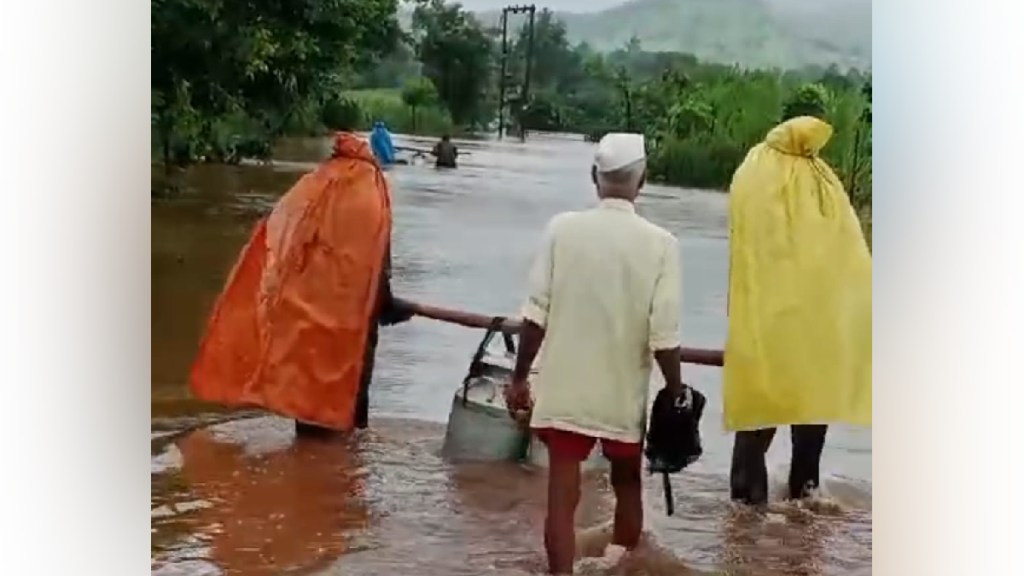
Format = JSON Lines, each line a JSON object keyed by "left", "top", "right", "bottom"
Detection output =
{"left": 154, "top": 419, "right": 368, "bottom": 576}
{"left": 151, "top": 133, "right": 871, "bottom": 575}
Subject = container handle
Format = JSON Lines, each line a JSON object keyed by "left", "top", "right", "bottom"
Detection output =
{"left": 461, "top": 316, "right": 511, "bottom": 407}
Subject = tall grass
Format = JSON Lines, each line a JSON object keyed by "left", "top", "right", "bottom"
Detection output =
{"left": 639, "top": 72, "right": 871, "bottom": 243}
{"left": 343, "top": 89, "right": 455, "bottom": 135}
{"left": 646, "top": 137, "right": 747, "bottom": 190}
{"left": 644, "top": 72, "right": 870, "bottom": 226}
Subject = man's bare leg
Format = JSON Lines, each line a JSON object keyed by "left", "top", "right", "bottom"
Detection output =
{"left": 608, "top": 453, "right": 644, "bottom": 549}
{"left": 546, "top": 453, "right": 582, "bottom": 574}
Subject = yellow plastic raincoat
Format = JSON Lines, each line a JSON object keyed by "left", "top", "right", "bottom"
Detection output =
{"left": 723, "top": 116, "right": 871, "bottom": 432}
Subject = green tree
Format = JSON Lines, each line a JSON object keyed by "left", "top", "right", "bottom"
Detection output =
{"left": 666, "top": 96, "right": 715, "bottom": 139}
{"left": 510, "top": 9, "right": 576, "bottom": 93}
{"left": 151, "top": 0, "right": 401, "bottom": 167}
{"left": 321, "top": 97, "right": 364, "bottom": 131}
{"left": 401, "top": 77, "right": 439, "bottom": 131}
{"left": 847, "top": 80, "right": 872, "bottom": 210}
{"left": 782, "top": 82, "right": 832, "bottom": 120}
{"left": 503, "top": 8, "right": 596, "bottom": 133}
{"left": 356, "top": 39, "right": 421, "bottom": 89}
{"left": 411, "top": 0, "right": 496, "bottom": 127}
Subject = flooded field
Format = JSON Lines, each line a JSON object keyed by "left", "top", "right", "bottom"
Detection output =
{"left": 152, "top": 133, "right": 871, "bottom": 575}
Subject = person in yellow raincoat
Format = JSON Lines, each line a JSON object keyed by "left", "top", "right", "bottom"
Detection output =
{"left": 189, "top": 119, "right": 417, "bottom": 436}
{"left": 724, "top": 105, "right": 872, "bottom": 506}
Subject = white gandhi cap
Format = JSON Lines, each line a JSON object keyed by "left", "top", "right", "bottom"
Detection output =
{"left": 593, "top": 132, "right": 646, "bottom": 173}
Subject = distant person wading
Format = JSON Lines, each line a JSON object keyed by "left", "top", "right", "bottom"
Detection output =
{"left": 431, "top": 134, "right": 458, "bottom": 168}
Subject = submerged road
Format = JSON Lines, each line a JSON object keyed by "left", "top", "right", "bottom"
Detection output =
{"left": 151, "top": 133, "right": 871, "bottom": 575}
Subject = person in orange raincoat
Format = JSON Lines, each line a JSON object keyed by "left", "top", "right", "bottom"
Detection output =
{"left": 189, "top": 123, "right": 416, "bottom": 436}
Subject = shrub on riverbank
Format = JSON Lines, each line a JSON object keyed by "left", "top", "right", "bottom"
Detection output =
{"left": 643, "top": 78, "right": 871, "bottom": 235}
{"left": 647, "top": 133, "right": 872, "bottom": 245}
{"left": 280, "top": 91, "right": 457, "bottom": 137}
{"left": 344, "top": 89, "right": 455, "bottom": 136}
{"left": 647, "top": 137, "right": 746, "bottom": 191}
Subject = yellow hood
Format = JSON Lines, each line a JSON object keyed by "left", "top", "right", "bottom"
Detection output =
{"left": 764, "top": 116, "right": 833, "bottom": 157}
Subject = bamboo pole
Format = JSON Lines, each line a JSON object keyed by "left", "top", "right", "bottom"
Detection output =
{"left": 404, "top": 300, "right": 725, "bottom": 367}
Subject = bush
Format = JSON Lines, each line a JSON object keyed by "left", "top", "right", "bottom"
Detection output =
{"left": 400, "top": 77, "right": 440, "bottom": 132}
{"left": 782, "top": 82, "right": 831, "bottom": 120}
{"left": 282, "top": 99, "right": 326, "bottom": 136}
{"left": 344, "top": 89, "right": 455, "bottom": 135}
{"left": 321, "top": 97, "right": 364, "bottom": 131}
{"left": 647, "top": 136, "right": 747, "bottom": 191}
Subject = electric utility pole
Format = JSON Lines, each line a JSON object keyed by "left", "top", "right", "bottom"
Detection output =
{"left": 497, "top": 4, "right": 536, "bottom": 141}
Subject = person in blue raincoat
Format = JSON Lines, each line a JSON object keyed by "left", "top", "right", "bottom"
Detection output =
{"left": 369, "top": 121, "right": 397, "bottom": 166}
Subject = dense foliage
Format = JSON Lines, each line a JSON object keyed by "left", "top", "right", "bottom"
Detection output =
{"left": 151, "top": 0, "right": 872, "bottom": 227}
{"left": 151, "top": 0, "right": 401, "bottom": 166}
{"left": 410, "top": 0, "right": 496, "bottom": 128}
{"left": 492, "top": 8, "right": 871, "bottom": 210}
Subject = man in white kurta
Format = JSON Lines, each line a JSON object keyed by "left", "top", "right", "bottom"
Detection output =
{"left": 505, "top": 133, "right": 685, "bottom": 575}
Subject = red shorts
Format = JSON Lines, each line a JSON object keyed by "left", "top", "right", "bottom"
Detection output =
{"left": 534, "top": 428, "right": 643, "bottom": 461}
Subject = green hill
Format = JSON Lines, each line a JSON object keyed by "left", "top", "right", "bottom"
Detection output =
{"left": 475, "top": 0, "right": 871, "bottom": 71}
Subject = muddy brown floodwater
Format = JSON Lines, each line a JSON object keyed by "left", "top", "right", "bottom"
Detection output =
{"left": 152, "top": 133, "right": 871, "bottom": 576}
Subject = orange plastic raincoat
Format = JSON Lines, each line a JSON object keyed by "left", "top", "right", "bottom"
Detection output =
{"left": 189, "top": 133, "right": 393, "bottom": 431}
